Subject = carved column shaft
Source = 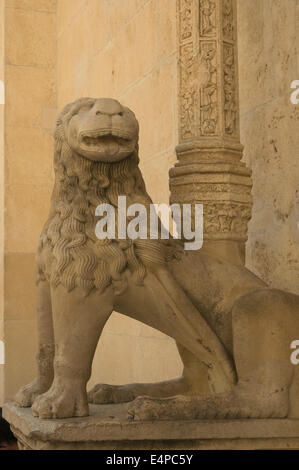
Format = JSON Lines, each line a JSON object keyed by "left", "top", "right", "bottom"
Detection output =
{"left": 170, "top": 0, "right": 252, "bottom": 265}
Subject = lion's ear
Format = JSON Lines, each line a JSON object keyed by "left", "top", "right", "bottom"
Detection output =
{"left": 59, "top": 102, "right": 74, "bottom": 117}
{"left": 54, "top": 118, "right": 65, "bottom": 142}
{"left": 54, "top": 100, "right": 80, "bottom": 140}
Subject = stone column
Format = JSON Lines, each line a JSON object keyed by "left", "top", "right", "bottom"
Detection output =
{"left": 170, "top": 0, "right": 252, "bottom": 265}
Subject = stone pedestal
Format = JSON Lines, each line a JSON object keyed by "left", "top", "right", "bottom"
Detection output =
{"left": 3, "top": 402, "right": 299, "bottom": 450}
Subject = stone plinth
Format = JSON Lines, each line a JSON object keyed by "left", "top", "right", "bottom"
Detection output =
{"left": 3, "top": 402, "right": 299, "bottom": 450}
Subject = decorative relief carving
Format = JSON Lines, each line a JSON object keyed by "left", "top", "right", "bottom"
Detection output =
{"left": 199, "top": 42, "right": 218, "bottom": 135}
{"left": 170, "top": 179, "right": 252, "bottom": 240}
{"left": 179, "top": 43, "right": 197, "bottom": 140}
{"left": 171, "top": 182, "right": 252, "bottom": 196}
{"left": 223, "top": 44, "right": 237, "bottom": 136}
{"left": 176, "top": 0, "right": 247, "bottom": 242}
{"left": 178, "top": 1, "right": 197, "bottom": 141}
{"left": 178, "top": 0, "right": 239, "bottom": 141}
{"left": 222, "top": 0, "right": 234, "bottom": 41}
{"left": 199, "top": 0, "right": 216, "bottom": 37}
{"left": 179, "top": 0, "right": 193, "bottom": 40}
{"left": 171, "top": 182, "right": 252, "bottom": 239}
{"left": 204, "top": 202, "right": 252, "bottom": 239}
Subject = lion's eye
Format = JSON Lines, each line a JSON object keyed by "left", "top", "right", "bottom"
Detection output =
{"left": 118, "top": 112, "right": 123, "bottom": 116}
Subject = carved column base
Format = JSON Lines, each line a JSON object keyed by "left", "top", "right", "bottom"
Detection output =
{"left": 170, "top": 143, "right": 252, "bottom": 265}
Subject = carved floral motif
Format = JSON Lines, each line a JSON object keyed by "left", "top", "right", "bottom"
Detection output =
{"left": 223, "top": 44, "right": 237, "bottom": 136}
{"left": 178, "top": 0, "right": 197, "bottom": 141}
{"left": 199, "top": 42, "right": 218, "bottom": 135}
{"left": 180, "top": 43, "right": 197, "bottom": 140}
{"left": 204, "top": 202, "right": 252, "bottom": 239}
{"left": 179, "top": 0, "right": 193, "bottom": 40}
{"left": 170, "top": 183, "right": 252, "bottom": 240}
{"left": 175, "top": 0, "right": 251, "bottom": 246}
{"left": 222, "top": 0, "right": 234, "bottom": 41}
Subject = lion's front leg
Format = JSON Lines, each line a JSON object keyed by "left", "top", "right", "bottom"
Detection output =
{"left": 32, "top": 285, "right": 113, "bottom": 419}
{"left": 16, "top": 281, "right": 55, "bottom": 407}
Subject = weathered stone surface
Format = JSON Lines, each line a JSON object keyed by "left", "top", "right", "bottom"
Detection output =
{"left": 4, "top": 402, "right": 299, "bottom": 450}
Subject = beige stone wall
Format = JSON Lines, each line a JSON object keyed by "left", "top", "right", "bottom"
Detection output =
{"left": 57, "top": 0, "right": 183, "bottom": 389}
{"left": 2, "top": 0, "right": 56, "bottom": 402}
{"left": 237, "top": 0, "right": 299, "bottom": 295}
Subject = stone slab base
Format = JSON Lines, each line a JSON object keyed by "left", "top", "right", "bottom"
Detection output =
{"left": 3, "top": 402, "right": 299, "bottom": 450}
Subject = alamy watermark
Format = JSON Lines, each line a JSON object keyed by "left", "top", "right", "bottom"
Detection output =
{"left": 290, "top": 340, "right": 299, "bottom": 365}
{"left": 290, "top": 80, "right": 299, "bottom": 104}
{"left": 95, "top": 196, "right": 203, "bottom": 251}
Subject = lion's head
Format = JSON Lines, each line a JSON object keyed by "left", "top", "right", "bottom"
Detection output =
{"left": 65, "top": 98, "right": 139, "bottom": 163}
{"left": 37, "top": 98, "right": 172, "bottom": 296}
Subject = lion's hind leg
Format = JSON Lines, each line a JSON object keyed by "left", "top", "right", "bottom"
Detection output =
{"left": 232, "top": 288, "right": 297, "bottom": 418}
{"left": 88, "top": 377, "right": 190, "bottom": 405}
{"left": 127, "top": 390, "right": 256, "bottom": 421}
{"left": 88, "top": 344, "right": 209, "bottom": 405}
{"left": 128, "top": 288, "right": 296, "bottom": 421}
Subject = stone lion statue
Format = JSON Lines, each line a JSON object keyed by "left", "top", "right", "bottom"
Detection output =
{"left": 15, "top": 98, "right": 299, "bottom": 421}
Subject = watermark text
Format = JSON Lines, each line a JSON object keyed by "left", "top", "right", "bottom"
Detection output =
{"left": 290, "top": 80, "right": 299, "bottom": 104}
{"left": 95, "top": 197, "right": 203, "bottom": 251}
{"left": 290, "top": 340, "right": 299, "bottom": 365}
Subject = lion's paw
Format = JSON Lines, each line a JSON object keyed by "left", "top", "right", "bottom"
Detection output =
{"left": 127, "top": 395, "right": 196, "bottom": 421}
{"left": 15, "top": 379, "right": 48, "bottom": 408}
{"left": 88, "top": 384, "right": 135, "bottom": 404}
{"left": 126, "top": 396, "right": 165, "bottom": 421}
{"left": 32, "top": 381, "right": 88, "bottom": 419}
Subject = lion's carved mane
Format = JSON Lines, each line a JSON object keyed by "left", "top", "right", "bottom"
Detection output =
{"left": 37, "top": 99, "right": 171, "bottom": 296}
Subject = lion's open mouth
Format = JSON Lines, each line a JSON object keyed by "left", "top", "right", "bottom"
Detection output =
{"left": 81, "top": 133, "right": 131, "bottom": 147}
